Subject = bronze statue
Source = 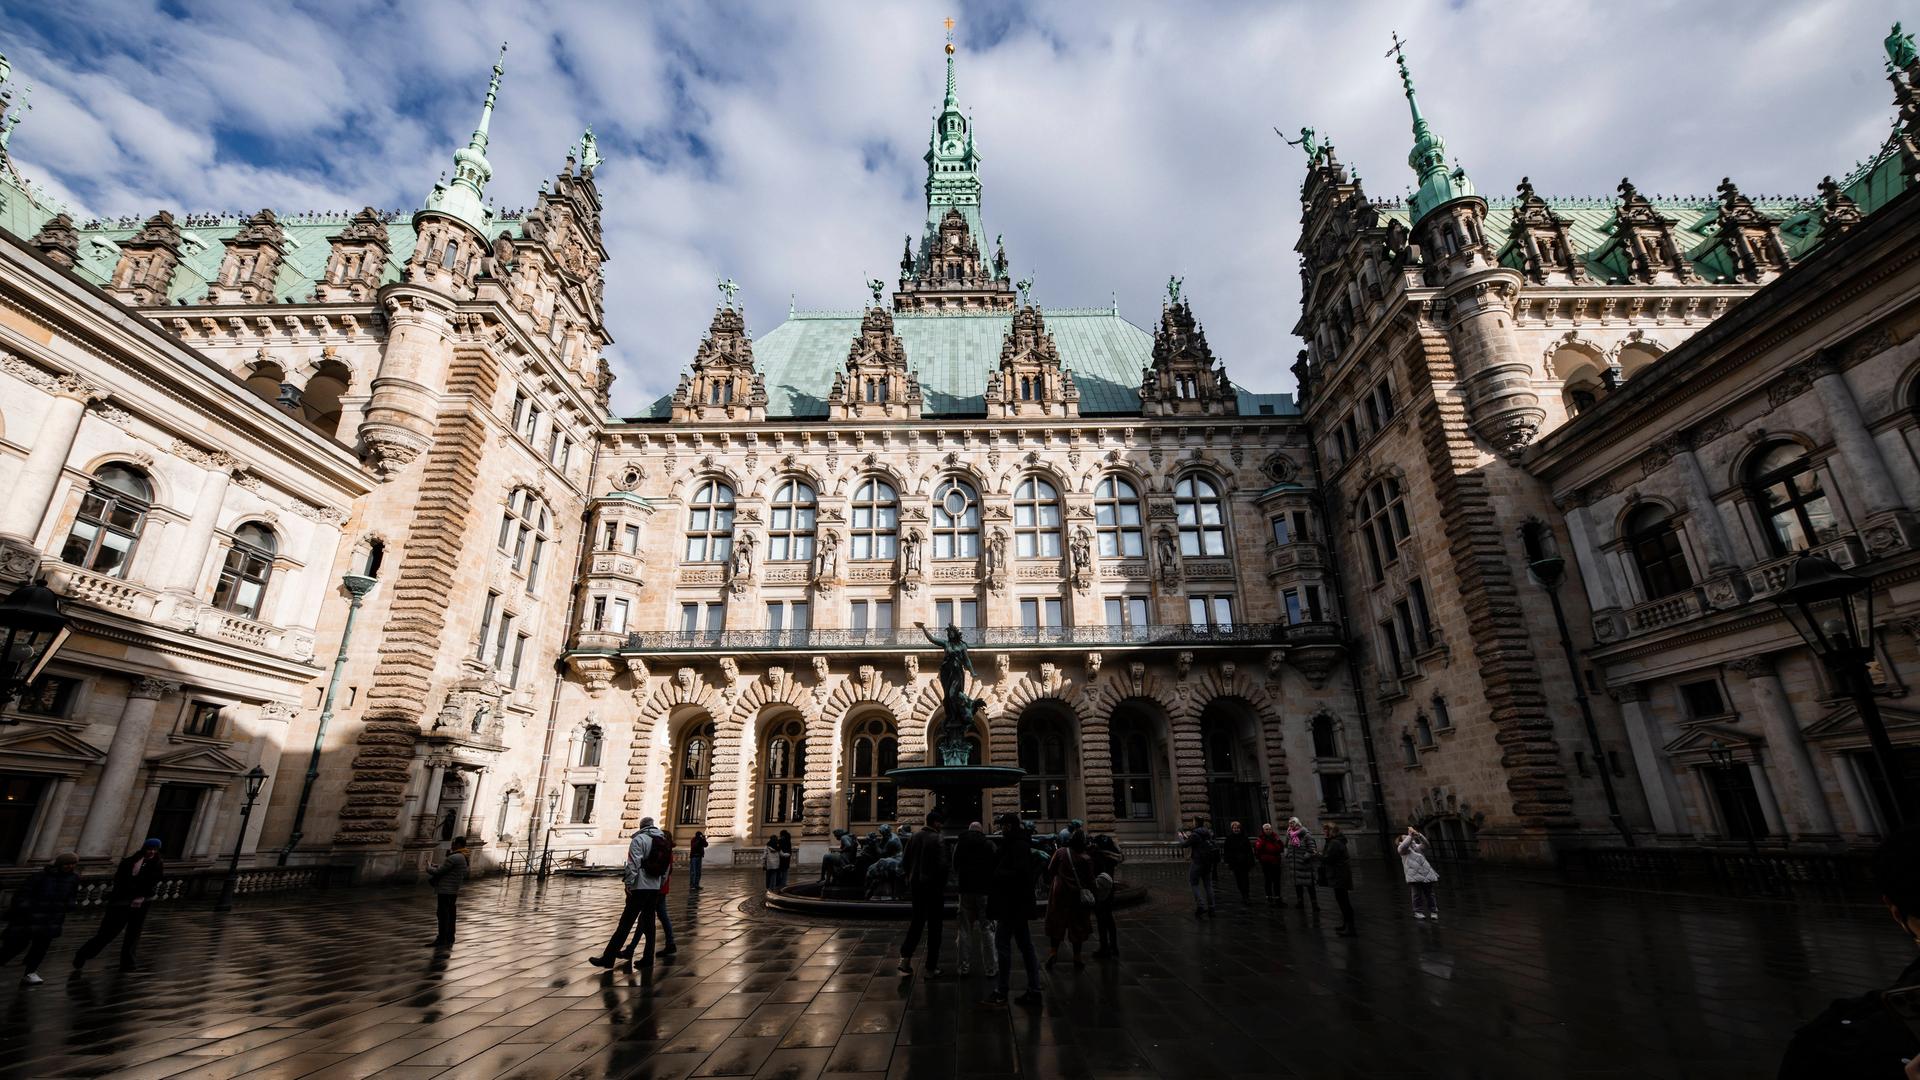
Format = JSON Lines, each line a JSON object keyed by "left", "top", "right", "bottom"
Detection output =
{"left": 918, "top": 621, "right": 976, "bottom": 754}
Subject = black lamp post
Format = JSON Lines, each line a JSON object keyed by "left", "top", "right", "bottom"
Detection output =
{"left": 0, "top": 579, "right": 71, "bottom": 718}
{"left": 215, "top": 765, "right": 271, "bottom": 912}
{"left": 1521, "top": 522, "right": 1634, "bottom": 847}
{"left": 540, "top": 788, "right": 560, "bottom": 878}
{"left": 1772, "top": 553, "right": 1907, "bottom": 828}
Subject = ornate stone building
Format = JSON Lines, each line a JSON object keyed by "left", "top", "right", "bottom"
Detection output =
{"left": 4, "top": 26, "right": 1920, "bottom": 883}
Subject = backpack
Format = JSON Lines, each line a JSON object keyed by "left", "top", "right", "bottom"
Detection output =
{"left": 640, "top": 829, "right": 674, "bottom": 877}
{"left": 1191, "top": 830, "right": 1218, "bottom": 867}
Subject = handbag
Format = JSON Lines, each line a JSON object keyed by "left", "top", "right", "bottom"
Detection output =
{"left": 1070, "top": 854, "right": 1096, "bottom": 908}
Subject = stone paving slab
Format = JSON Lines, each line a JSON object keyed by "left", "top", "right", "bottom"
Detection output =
{"left": 0, "top": 862, "right": 1899, "bottom": 1079}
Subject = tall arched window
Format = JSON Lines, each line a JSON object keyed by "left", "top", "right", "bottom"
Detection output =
{"left": 61, "top": 463, "right": 153, "bottom": 578}
{"left": 1018, "top": 710, "right": 1073, "bottom": 825}
{"left": 1311, "top": 714, "right": 1339, "bottom": 759}
{"left": 578, "top": 725, "right": 603, "bottom": 768}
{"left": 1358, "top": 477, "right": 1411, "bottom": 582}
{"left": 1012, "top": 476, "right": 1062, "bottom": 558}
{"left": 931, "top": 478, "right": 981, "bottom": 559}
{"left": 674, "top": 720, "right": 716, "bottom": 829}
{"left": 760, "top": 717, "right": 807, "bottom": 826}
{"left": 1109, "top": 714, "right": 1157, "bottom": 821}
{"left": 498, "top": 489, "right": 551, "bottom": 594}
{"left": 767, "top": 479, "right": 816, "bottom": 562}
{"left": 1175, "top": 475, "right": 1227, "bottom": 557}
{"left": 685, "top": 481, "right": 736, "bottom": 562}
{"left": 1626, "top": 504, "right": 1692, "bottom": 600}
{"left": 213, "top": 522, "right": 277, "bottom": 618}
{"left": 848, "top": 717, "right": 898, "bottom": 826}
{"left": 850, "top": 478, "right": 898, "bottom": 560}
{"left": 1094, "top": 476, "right": 1145, "bottom": 557}
{"left": 1747, "top": 442, "right": 1835, "bottom": 555}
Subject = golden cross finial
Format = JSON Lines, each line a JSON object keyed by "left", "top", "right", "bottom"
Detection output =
{"left": 944, "top": 16, "right": 955, "bottom": 34}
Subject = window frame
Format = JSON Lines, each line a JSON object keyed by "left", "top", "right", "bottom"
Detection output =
{"left": 1094, "top": 476, "right": 1145, "bottom": 558}
{"left": 931, "top": 477, "right": 982, "bottom": 560}
{"left": 212, "top": 522, "right": 277, "bottom": 619}
{"left": 60, "top": 464, "right": 153, "bottom": 579}
{"left": 1746, "top": 443, "right": 1835, "bottom": 557}
{"left": 1174, "top": 474, "right": 1228, "bottom": 558}
{"left": 1012, "top": 475, "right": 1063, "bottom": 559}
{"left": 684, "top": 480, "right": 737, "bottom": 563}
{"left": 849, "top": 478, "right": 899, "bottom": 561}
{"left": 767, "top": 479, "right": 818, "bottom": 563}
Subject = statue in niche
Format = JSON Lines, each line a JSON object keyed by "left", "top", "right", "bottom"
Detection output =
{"left": 901, "top": 527, "right": 924, "bottom": 577}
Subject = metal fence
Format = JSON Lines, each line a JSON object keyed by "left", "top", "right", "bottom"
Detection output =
{"left": 616, "top": 621, "right": 1339, "bottom": 654}
{"left": 0, "top": 864, "right": 353, "bottom": 911}
{"left": 1558, "top": 845, "right": 1876, "bottom": 892}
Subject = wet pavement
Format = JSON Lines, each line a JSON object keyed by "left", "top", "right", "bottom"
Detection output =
{"left": 0, "top": 859, "right": 1902, "bottom": 1079}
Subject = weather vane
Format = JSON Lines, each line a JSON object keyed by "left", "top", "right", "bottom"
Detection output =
{"left": 944, "top": 16, "right": 956, "bottom": 55}
{"left": 718, "top": 278, "right": 739, "bottom": 308}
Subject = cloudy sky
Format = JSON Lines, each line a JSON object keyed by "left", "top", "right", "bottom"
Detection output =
{"left": 1, "top": 0, "right": 1910, "bottom": 414}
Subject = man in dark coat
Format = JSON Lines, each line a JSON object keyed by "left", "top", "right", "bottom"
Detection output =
{"left": 953, "top": 821, "right": 997, "bottom": 976}
{"left": 1779, "top": 827, "right": 1920, "bottom": 1078}
{"left": 898, "top": 810, "right": 948, "bottom": 975}
{"left": 426, "top": 836, "right": 470, "bottom": 951}
{"left": 73, "top": 838, "right": 165, "bottom": 972}
{"left": 1321, "top": 823, "right": 1356, "bottom": 937}
{"left": 1223, "top": 821, "right": 1255, "bottom": 903}
{"left": 984, "top": 814, "right": 1043, "bottom": 1007}
{"left": 2, "top": 852, "right": 79, "bottom": 984}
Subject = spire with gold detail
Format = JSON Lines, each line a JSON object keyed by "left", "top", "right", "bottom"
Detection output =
{"left": 1389, "top": 32, "right": 1473, "bottom": 225}
{"left": 422, "top": 44, "right": 506, "bottom": 236}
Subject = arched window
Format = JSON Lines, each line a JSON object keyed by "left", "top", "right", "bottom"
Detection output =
{"left": 578, "top": 725, "right": 603, "bottom": 768}
{"left": 1174, "top": 475, "right": 1227, "bottom": 557}
{"left": 60, "top": 463, "right": 153, "bottom": 578}
{"left": 767, "top": 479, "right": 816, "bottom": 562}
{"left": 1311, "top": 714, "right": 1339, "bottom": 759}
{"left": 440, "top": 239, "right": 459, "bottom": 269}
{"left": 850, "top": 478, "right": 898, "bottom": 560}
{"left": 760, "top": 717, "right": 807, "bottom": 826}
{"left": 674, "top": 720, "right": 716, "bottom": 829}
{"left": 1109, "top": 715, "right": 1157, "bottom": 821}
{"left": 1626, "top": 504, "right": 1692, "bottom": 600}
{"left": 1747, "top": 442, "right": 1834, "bottom": 555}
{"left": 931, "top": 478, "right": 981, "bottom": 559}
{"left": 848, "top": 717, "right": 898, "bottom": 826}
{"left": 684, "top": 481, "right": 736, "bottom": 562}
{"left": 498, "top": 489, "right": 551, "bottom": 593}
{"left": 1018, "top": 710, "right": 1073, "bottom": 825}
{"left": 213, "top": 522, "right": 277, "bottom": 618}
{"left": 1094, "top": 476, "right": 1145, "bottom": 558}
{"left": 1012, "top": 476, "right": 1062, "bottom": 558}
{"left": 1358, "top": 477, "right": 1411, "bottom": 582}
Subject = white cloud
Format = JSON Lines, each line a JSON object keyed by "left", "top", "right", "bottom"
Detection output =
{"left": 2, "top": 0, "right": 1911, "bottom": 413}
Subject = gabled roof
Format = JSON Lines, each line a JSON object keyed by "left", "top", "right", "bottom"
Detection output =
{"left": 634, "top": 307, "right": 1298, "bottom": 421}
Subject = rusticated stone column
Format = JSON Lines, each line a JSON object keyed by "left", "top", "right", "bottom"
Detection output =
{"left": 1728, "top": 655, "right": 1838, "bottom": 837}
{"left": 77, "top": 677, "right": 178, "bottom": 857}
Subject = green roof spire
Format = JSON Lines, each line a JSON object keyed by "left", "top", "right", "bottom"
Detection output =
{"left": 921, "top": 21, "right": 991, "bottom": 273}
{"left": 422, "top": 43, "right": 507, "bottom": 236}
{"left": 1389, "top": 32, "right": 1474, "bottom": 224}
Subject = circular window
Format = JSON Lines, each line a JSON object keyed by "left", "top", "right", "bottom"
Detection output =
{"left": 943, "top": 487, "right": 969, "bottom": 518}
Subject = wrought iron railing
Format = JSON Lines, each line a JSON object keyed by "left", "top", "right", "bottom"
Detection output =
{"left": 613, "top": 621, "right": 1339, "bottom": 654}
{"left": 0, "top": 864, "right": 354, "bottom": 910}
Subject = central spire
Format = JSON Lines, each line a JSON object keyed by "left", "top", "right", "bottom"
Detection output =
{"left": 924, "top": 23, "right": 983, "bottom": 238}
{"left": 421, "top": 43, "right": 507, "bottom": 237}
{"left": 1389, "top": 32, "right": 1473, "bottom": 224}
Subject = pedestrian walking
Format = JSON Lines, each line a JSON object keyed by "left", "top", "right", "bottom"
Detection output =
{"left": 1285, "top": 817, "right": 1320, "bottom": 913}
{"left": 1321, "top": 822, "right": 1355, "bottom": 937}
{"left": 423, "top": 836, "right": 470, "bottom": 950}
{"left": 1089, "top": 831, "right": 1125, "bottom": 957}
{"left": 635, "top": 837, "right": 680, "bottom": 958}
{"left": 72, "top": 838, "right": 165, "bottom": 972}
{"left": 1043, "top": 829, "right": 1094, "bottom": 969}
{"left": 899, "top": 810, "right": 949, "bottom": 975}
{"left": 1179, "top": 817, "right": 1217, "bottom": 916}
{"left": 762, "top": 835, "right": 781, "bottom": 893}
{"left": 1223, "top": 820, "right": 1255, "bottom": 903}
{"left": 1253, "top": 823, "right": 1287, "bottom": 906}
{"left": 2, "top": 852, "right": 79, "bottom": 985}
{"left": 777, "top": 829, "right": 794, "bottom": 889}
{"left": 688, "top": 831, "right": 708, "bottom": 891}
{"left": 983, "top": 814, "right": 1043, "bottom": 1008}
{"left": 590, "top": 817, "right": 669, "bottom": 969}
{"left": 953, "top": 820, "right": 997, "bottom": 977}
{"left": 1398, "top": 827, "right": 1440, "bottom": 920}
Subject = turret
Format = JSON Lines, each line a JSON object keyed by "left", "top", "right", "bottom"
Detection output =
{"left": 1391, "top": 34, "right": 1490, "bottom": 284}
{"left": 207, "top": 209, "right": 287, "bottom": 304}
{"left": 895, "top": 31, "right": 1014, "bottom": 312}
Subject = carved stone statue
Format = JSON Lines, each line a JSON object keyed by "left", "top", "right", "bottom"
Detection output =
{"left": 918, "top": 621, "right": 977, "bottom": 758}
{"left": 471, "top": 701, "right": 490, "bottom": 734}
{"left": 901, "top": 527, "right": 924, "bottom": 576}
{"left": 812, "top": 529, "right": 840, "bottom": 584}
{"left": 1891, "top": 21, "right": 1919, "bottom": 71}
{"left": 985, "top": 527, "right": 1009, "bottom": 590}
{"left": 1070, "top": 524, "right": 1093, "bottom": 589}
{"left": 730, "top": 530, "right": 756, "bottom": 590}
{"left": 1166, "top": 275, "right": 1183, "bottom": 305}
{"left": 1154, "top": 525, "right": 1180, "bottom": 586}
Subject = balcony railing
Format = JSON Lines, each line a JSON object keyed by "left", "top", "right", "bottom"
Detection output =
{"left": 612, "top": 621, "right": 1336, "bottom": 654}
{"left": 1625, "top": 589, "right": 1707, "bottom": 633}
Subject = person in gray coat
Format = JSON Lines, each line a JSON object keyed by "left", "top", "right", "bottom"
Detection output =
{"left": 426, "top": 836, "right": 470, "bottom": 951}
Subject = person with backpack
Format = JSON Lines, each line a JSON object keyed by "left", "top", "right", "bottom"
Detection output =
{"left": 1253, "top": 823, "right": 1287, "bottom": 906}
{"left": 624, "top": 830, "right": 680, "bottom": 960}
{"left": 1223, "top": 820, "right": 1255, "bottom": 904}
{"left": 983, "top": 814, "right": 1043, "bottom": 1008}
{"left": 953, "top": 820, "right": 997, "bottom": 977}
{"left": 2, "top": 852, "right": 79, "bottom": 985}
{"left": 591, "top": 817, "right": 669, "bottom": 969}
{"left": 762, "top": 836, "right": 782, "bottom": 893}
{"left": 898, "top": 810, "right": 949, "bottom": 976}
{"left": 1043, "top": 828, "right": 1095, "bottom": 969}
{"left": 1179, "top": 817, "right": 1217, "bottom": 916}
{"left": 1285, "top": 817, "right": 1321, "bottom": 913}
{"left": 1089, "top": 832, "right": 1124, "bottom": 958}
{"left": 688, "top": 831, "right": 708, "bottom": 891}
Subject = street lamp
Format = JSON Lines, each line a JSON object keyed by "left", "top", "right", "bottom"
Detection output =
{"left": 281, "top": 573, "right": 379, "bottom": 864}
{"left": 215, "top": 765, "right": 271, "bottom": 912}
{"left": 540, "top": 788, "right": 560, "bottom": 878}
{"left": 1520, "top": 522, "right": 1633, "bottom": 847}
{"left": 1772, "top": 552, "right": 1907, "bottom": 827}
{"left": 0, "top": 579, "right": 70, "bottom": 718}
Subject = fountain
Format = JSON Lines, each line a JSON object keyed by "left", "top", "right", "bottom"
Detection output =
{"left": 762, "top": 625, "right": 1143, "bottom": 918}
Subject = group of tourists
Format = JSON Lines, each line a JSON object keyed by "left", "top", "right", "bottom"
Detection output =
{"left": 1183, "top": 816, "right": 1445, "bottom": 936}
{"left": 2, "top": 838, "right": 167, "bottom": 985}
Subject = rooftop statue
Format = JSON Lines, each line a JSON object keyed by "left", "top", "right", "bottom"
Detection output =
{"left": 1166, "top": 275, "right": 1183, "bottom": 305}
{"left": 866, "top": 277, "right": 885, "bottom": 305}
{"left": 1280, "top": 126, "right": 1318, "bottom": 159}
{"left": 1890, "top": 21, "right": 1918, "bottom": 72}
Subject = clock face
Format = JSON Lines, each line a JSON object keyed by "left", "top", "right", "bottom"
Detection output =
{"left": 942, "top": 139, "right": 961, "bottom": 157}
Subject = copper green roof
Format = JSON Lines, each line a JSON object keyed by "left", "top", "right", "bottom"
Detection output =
{"left": 635, "top": 307, "right": 1296, "bottom": 421}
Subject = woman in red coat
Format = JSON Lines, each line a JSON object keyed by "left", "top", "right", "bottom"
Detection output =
{"left": 1253, "top": 823, "right": 1287, "bottom": 906}
{"left": 1044, "top": 830, "right": 1095, "bottom": 969}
